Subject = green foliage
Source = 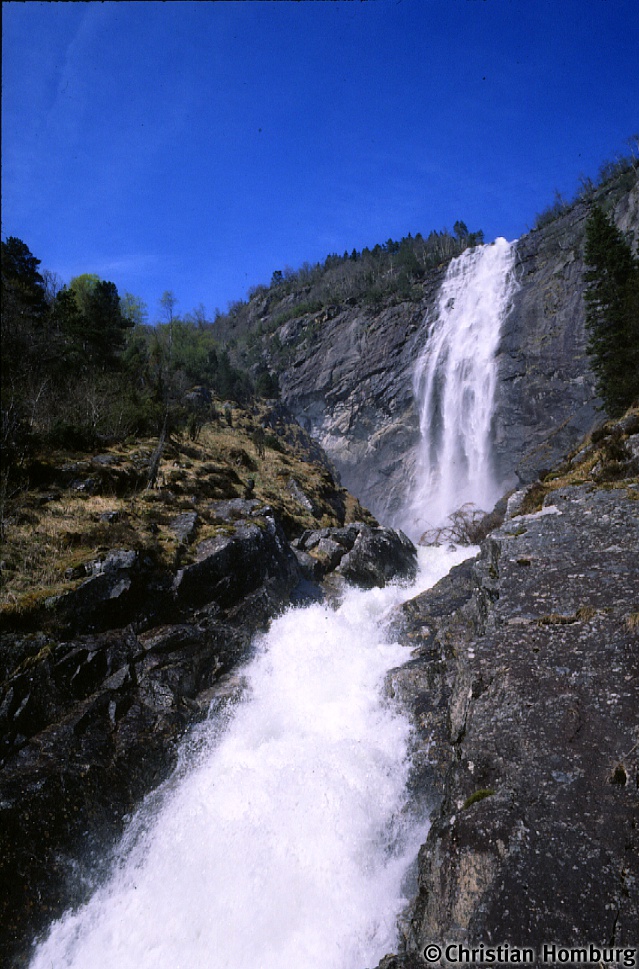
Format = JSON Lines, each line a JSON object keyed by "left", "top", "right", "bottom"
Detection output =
{"left": 462, "top": 789, "right": 495, "bottom": 810}
{"left": 120, "top": 292, "right": 148, "bottom": 326}
{"left": 264, "top": 433, "right": 285, "bottom": 453}
{"left": 69, "top": 273, "right": 101, "bottom": 315}
{"left": 122, "top": 321, "right": 255, "bottom": 413}
{"left": 271, "top": 300, "right": 324, "bottom": 328}
{"left": 159, "top": 290, "right": 177, "bottom": 324}
{"left": 0, "top": 238, "right": 256, "bottom": 517}
{"left": 583, "top": 206, "right": 639, "bottom": 417}
{"left": 255, "top": 370, "right": 280, "bottom": 398}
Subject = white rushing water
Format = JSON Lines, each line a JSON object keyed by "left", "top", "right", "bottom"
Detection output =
{"left": 31, "top": 547, "right": 475, "bottom": 969}
{"left": 405, "top": 238, "right": 518, "bottom": 540}
{"left": 30, "top": 238, "right": 517, "bottom": 969}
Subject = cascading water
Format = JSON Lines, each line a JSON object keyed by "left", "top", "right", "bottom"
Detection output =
{"left": 405, "top": 238, "right": 518, "bottom": 541}
{"left": 29, "top": 240, "right": 517, "bottom": 969}
{"left": 30, "top": 547, "right": 473, "bottom": 969}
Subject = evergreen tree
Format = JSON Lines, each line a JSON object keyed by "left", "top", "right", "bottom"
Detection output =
{"left": 583, "top": 205, "right": 639, "bottom": 416}
{"left": 1, "top": 236, "right": 48, "bottom": 328}
{"left": 84, "top": 280, "right": 134, "bottom": 365}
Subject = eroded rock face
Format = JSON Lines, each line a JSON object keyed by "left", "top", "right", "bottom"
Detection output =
{"left": 271, "top": 174, "right": 638, "bottom": 523}
{"left": 492, "top": 176, "right": 637, "bottom": 488}
{"left": 381, "top": 483, "right": 639, "bottom": 963}
{"left": 278, "top": 281, "right": 445, "bottom": 525}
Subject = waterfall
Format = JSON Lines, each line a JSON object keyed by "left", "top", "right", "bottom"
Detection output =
{"left": 406, "top": 238, "right": 518, "bottom": 541}
{"left": 30, "top": 546, "right": 474, "bottom": 969}
{"left": 29, "top": 240, "right": 519, "bottom": 969}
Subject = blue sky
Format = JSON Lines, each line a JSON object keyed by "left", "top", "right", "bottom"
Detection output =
{"left": 2, "top": 0, "right": 638, "bottom": 321}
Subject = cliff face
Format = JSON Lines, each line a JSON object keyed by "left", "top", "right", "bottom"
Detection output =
{"left": 250, "top": 172, "right": 638, "bottom": 524}
{"left": 493, "top": 173, "right": 638, "bottom": 489}
{"left": 379, "top": 413, "right": 639, "bottom": 966}
{"left": 275, "top": 271, "right": 445, "bottom": 526}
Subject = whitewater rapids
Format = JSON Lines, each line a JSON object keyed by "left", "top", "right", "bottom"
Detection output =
{"left": 30, "top": 545, "right": 475, "bottom": 969}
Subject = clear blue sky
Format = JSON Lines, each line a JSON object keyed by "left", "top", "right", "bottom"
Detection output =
{"left": 2, "top": 0, "right": 638, "bottom": 322}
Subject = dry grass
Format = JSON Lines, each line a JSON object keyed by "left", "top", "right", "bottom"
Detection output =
{"left": 518, "top": 406, "right": 639, "bottom": 514}
{"left": 0, "top": 401, "right": 372, "bottom": 617}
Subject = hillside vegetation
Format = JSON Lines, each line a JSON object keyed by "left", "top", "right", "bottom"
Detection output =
{"left": 0, "top": 399, "right": 373, "bottom": 650}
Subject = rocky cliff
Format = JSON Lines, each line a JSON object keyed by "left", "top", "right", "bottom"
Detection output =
{"left": 492, "top": 172, "right": 638, "bottom": 490}
{"left": 376, "top": 411, "right": 639, "bottom": 967}
{"left": 227, "top": 171, "right": 638, "bottom": 525}
{"left": 3, "top": 168, "right": 638, "bottom": 968}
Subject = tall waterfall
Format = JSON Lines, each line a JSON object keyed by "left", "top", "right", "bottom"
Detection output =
{"left": 29, "top": 240, "right": 519, "bottom": 969}
{"left": 406, "top": 238, "right": 518, "bottom": 540}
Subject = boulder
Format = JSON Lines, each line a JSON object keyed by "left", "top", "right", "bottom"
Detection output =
{"left": 337, "top": 526, "right": 417, "bottom": 588}
{"left": 295, "top": 523, "right": 417, "bottom": 588}
{"left": 168, "top": 511, "right": 199, "bottom": 543}
{"left": 173, "top": 514, "right": 300, "bottom": 609}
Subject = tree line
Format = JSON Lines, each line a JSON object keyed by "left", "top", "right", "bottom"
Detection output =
{"left": 212, "top": 220, "right": 485, "bottom": 364}
{"left": 1, "top": 237, "right": 261, "bottom": 502}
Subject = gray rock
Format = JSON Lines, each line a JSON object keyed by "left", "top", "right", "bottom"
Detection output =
{"left": 208, "top": 498, "right": 262, "bottom": 522}
{"left": 381, "top": 483, "right": 639, "bottom": 961}
{"left": 287, "top": 478, "right": 317, "bottom": 514}
{"left": 245, "top": 174, "right": 638, "bottom": 523}
{"left": 336, "top": 526, "right": 417, "bottom": 588}
{"left": 173, "top": 515, "right": 300, "bottom": 609}
{"left": 295, "top": 523, "right": 362, "bottom": 552}
{"left": 88, "top": 549, "right": 137, "bottom": 574}
{"left": 98, "top": 510, "right": 122, "bottom": 523}
{"left": 168, "top": 511, "right": 199, "bottom": 543}
{"left": 293, "top": 523, "right": 416, "bottom": 588}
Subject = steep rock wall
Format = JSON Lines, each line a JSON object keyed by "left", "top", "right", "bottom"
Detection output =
{"left": 278, "top": 270, "right": 445, "bottom": 525}
{"left": 493, "top": 173, "right": 638, "bottom": 489}
{"left": 274, "top": 172, "right": 638, "bottom": 522}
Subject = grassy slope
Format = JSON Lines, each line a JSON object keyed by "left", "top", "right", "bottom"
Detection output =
{"left": 0, "top": 400, "right": 374, "bottom": 635}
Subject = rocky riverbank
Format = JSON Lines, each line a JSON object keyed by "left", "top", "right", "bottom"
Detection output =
{"left": 376, "top": 417, "right": 639, "bottom": 967}
{"left": 0, "top": 404, "right": 417, "bottom": 968}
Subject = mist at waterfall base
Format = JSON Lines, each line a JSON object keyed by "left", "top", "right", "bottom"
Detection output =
{"left": 30, "top": 546, "right": 474, "bottom": 969}
{"left": 403, "top": 238, "right": 519, "bottom": 542}
{"left": 30, "top": 239, "right": 516, "bottom": 969}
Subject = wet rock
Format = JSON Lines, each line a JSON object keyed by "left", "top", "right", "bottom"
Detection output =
{"left": 380, "top": 483, "right": 639, "bottom": 963}
{"left": 292, "top": 547, "right": 323, "bottom": 581}
{"left": 0, "top": 597, "right": 277, "bottom": 965}
{"left": 0, "top": 503, "right": 315, "bottom": 965}
{"left": 337, "top": 526, "right": 417, "bottom": 588}
{"left": 173, "top": 515, "right": 300, "bottom": 609}
{"left": 294, "top": 523, "right": 417, "bottom": 588}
